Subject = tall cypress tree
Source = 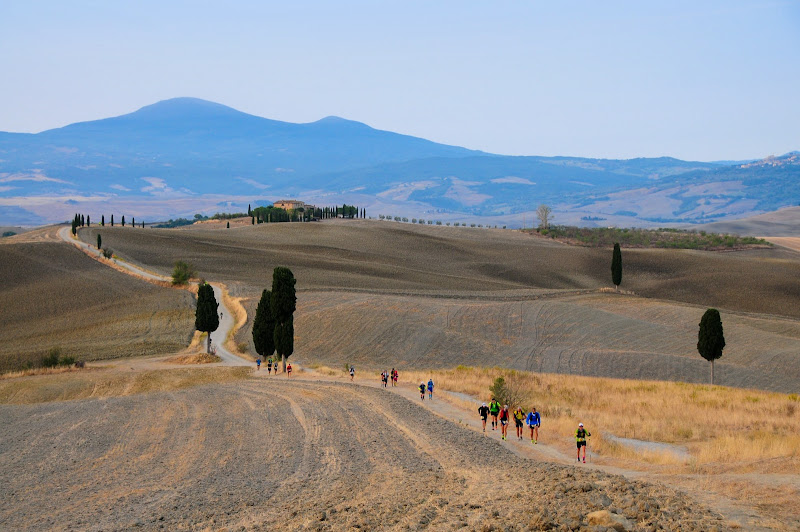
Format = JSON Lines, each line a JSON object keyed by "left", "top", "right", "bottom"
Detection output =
{"left": 611, "top": 243, "right": 622, "bottom": 291}
{"left": 121, "top": 215, "right": 125, "bottom": 227}
{"left": 111, "top": 214, "right": 114, "bottom": 227}
{"left": 248, "top": 204, "right": 252, "bottom": 216}
{"left": 132, "top": 217, "right": 135, "bottom": 227}
{"left": 252, "top": 289, "right": 276, "bottom": 361}
{"left": 101, "top": 215, "right": 105, "bottom": 227}
{"left": 97, "top": 233, "right": 101, "bottom": 250}
{"left": 697, "top": 309, "right": 725, "bottom": 384}
{"left": 195, "top": 282, "right": 220, "bottom": 354}
{"left": 271, "top": 267, "right": 296, "bottom": 372}
{"left": 87, "top": 215, "right": 90, "bottom": 227}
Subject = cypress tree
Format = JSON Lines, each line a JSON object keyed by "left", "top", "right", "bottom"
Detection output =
{"left": 81, "top": 214, "right": 85, "bottom": 226}
{"left": 111, "top": 214, "right": 114, "bottom": 226}
{"left": 252, "top": 289, "right": 276, "bottom": 360}
{"left": 101, "top": 215, "right": 105, "bottom": 227}
{"left": 87, "top": 215, "right": 90, "bottom": 227}
{"left": 697, "top": 309, "right": 725, "bottom": 384}
{"left": 121, "top": 215, "right": 125, "bottom": 227}
{"left": 611, "top": 243, "right": 622, "bottom": 291}
{"left": 132, "top": 217, "right": 135, "bottom": 227}
{"left": 195, "top": 282, "right": 220, "bottom": 354}
{"left": 271, "top": 267, "right": 296, "bottom": 372}
{"left": 252, "top": 216, "right": 255, "bottom": 225}
{"left": 97, "top": 233, "right": 101, "bottom": 250}
{"left": 142, "top": 221, "right": 144, "bottom": 228}
{"left": 71, "top": 219, "right": 77, "bottom": 236}
{"left": 248, "top": 204, "right": 252, "bottom": 216}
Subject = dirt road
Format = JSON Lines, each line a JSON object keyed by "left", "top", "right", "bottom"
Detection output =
{"left": 0, "top": 375, "right": 725, "bottom": 531}
{"left": 57, "top": 226, "right": 246, "bottom": 367}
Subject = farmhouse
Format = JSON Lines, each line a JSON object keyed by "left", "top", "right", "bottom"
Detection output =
{"left": 273, "top": 199, "right": 307, "bottom": 211}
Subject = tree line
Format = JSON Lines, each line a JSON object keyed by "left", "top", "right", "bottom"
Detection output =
{"left": 70, "top": 212, "right": 145, "bottom": 235}
{"left": 247, "top": 203, "right": 365, "bottom": 224}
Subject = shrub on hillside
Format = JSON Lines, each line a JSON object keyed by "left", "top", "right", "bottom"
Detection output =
{"left": 172, "top": 261, "right": 195, "bottom": 285}
{"left": 102, "top": 248, "right": 113, "bottom": 259}
{"left": 41, "top": 347, "right": 62, "bottom": 368}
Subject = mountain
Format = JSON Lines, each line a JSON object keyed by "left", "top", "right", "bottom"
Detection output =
{"left": 0, "top": 97, "right": 798, "bottom": 227}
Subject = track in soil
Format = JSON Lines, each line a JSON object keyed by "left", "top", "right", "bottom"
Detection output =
{"left": 0, "top": 376, "right": 726, "bottom": 531}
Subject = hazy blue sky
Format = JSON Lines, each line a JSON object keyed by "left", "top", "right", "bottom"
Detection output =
{"left": 1, "top": 1, "right": 798, "bottom": 160}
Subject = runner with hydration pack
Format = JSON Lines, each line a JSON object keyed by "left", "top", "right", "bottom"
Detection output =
{"left": 576, "top": 423, "right": 591, "bottom": 463}
{"left": 499, "top": 405, "right": 510, "bottom": 440}
{"left": 478, "top": 402, "right": 490, "bottom": 432}
{"left": 488, "top": 398, "right": 501, "bottom": 430}
{"left": 391, "top": 368, "right": 398, "bottom": 386}
{"left": 267, "top": 358, "right": 273, "bottom": 375}
{"left": 427, "top": 378, "right": 434, "bottom": 400}
{"left": 513, "top": 407, "right": 525, "bottom": 440}
{"left": 419, "top": 382, "right": 426, "bottom": 400}
{"left": 349, "top": 365, "right": 355, "bottom": 381}
{"left": 256, "top": 358, "right": 261, "bottom": 371}
{"left": 526, "top": 407, "right": 541, "bottom": 444}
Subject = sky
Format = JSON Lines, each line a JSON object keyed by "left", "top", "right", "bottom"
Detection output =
{"left": 0, "top": 0, "right": 798, "bottom": 161}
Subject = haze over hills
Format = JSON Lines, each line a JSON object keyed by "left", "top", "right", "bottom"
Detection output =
{"left": 1, "top": 97, "right": 798, "bottom": 228}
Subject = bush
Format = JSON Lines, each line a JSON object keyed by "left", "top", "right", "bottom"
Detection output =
{"left": 102, "top": 248, "right": 113, "bottom": 259}
{"left": 237, "top": 342, "right": 248, "bottom": 353}
{"left": 172, "top": 260, "right": 196, "bottom": 285}
{"left": 42, "top": 347, "right": 61, "bottom": 368}
{"left": 60, "top": 355, "right": 76, "bottom": 366}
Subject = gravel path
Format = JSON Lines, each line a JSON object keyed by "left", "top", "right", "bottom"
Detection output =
{"left": 0, "top": 376, "right": 726, "bottom": 531}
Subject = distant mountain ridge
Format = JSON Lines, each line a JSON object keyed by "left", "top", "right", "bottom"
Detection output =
{"left": 0, "top": 97, "right": 798, "bottom": 226}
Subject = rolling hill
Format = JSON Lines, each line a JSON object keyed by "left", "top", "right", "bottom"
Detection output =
{"left": 1, "top": 97, "right": 798, "bottom": 226}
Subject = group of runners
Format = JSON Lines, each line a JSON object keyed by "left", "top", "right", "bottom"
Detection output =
{"left": 255, "top": 357, "right": 292, "bottom": 376}
{"left": 379, "top": 368, "right": 398, "bottom": 387}
{"left": 477, "top": 398, "right": 591, "bottom": 462}
{"left": 418, "top": 378, "right": 434, "bottom": 400}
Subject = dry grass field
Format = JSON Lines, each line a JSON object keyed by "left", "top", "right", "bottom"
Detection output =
{"left": 0, "top": 242, "right": 196, "bottom": 372}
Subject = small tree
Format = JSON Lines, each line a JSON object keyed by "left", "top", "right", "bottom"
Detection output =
{"left": 172, "top": 260, "right": 195, "bottom": 285}
{"left": 536, "top": 204, "right": 552, "bottom": 230}
{"left": 86, "top": 215, "right": 90, "bottom": 226}
{"left": 271, "top": 267, "right": 296, "bottom": 372}
{"left": 698, "top": 309, "right": 725, "bottom": 384}
{"left": 97, "top": 234, "right": 102, "bottom": 250}
{"left": 111, "top": 214, "right": 114, "bottom": 226}
{"left": 611, "top": 243, "right": 622, "bottom": 291}
{"left": 226, "top": 221, "right": 230, "bottom": 229}
{"left": 252, "top": 289, "right": 276, "bottom": 360}
{"left": 488, "top": 375, "right": 525, "bottom": 409}
{"left": 101, "top": 215, "right": 105, "bottom": 227}
{"left": 132, "top": 217, "right": 135, "bottom": 227}
{"left": 121, "top": 215, "right": 125, "bottom": 227}
{"left": 195, "top": 282, "right": 220, "bottom": 354}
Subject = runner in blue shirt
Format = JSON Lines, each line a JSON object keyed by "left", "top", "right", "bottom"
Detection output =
{"left": 427, "top": 378, "right": 434, "bottom": 400}
{"left": 526, "top": 407, "right": 541, "bottom": 444}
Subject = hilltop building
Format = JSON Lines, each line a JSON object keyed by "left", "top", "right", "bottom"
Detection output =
{"left": 273, "top": 199, "right": 307, "bottom": 211}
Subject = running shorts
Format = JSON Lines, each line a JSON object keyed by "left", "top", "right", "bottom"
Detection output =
{"left": 500, "top": 420, "right": 508, "bottom": 426}
{"left": 577, "top": 441, "right": 586, "bottom": 448}
{"left": 515, "top": 419, "right": 523, "bottom": 428}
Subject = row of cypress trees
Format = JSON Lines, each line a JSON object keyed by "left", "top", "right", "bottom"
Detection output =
{"left": 70, "top": 213, "right": 145, "bottom": 232}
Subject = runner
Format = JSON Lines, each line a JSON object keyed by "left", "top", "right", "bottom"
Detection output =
{"left": 256, "top": 358, "right": 261, "bottom": 371}
{"left": 499, "top": 405, "right": 510, "bottom": 440}
{"left": 478, "top": 402, "right": 490, "bottom": 432}
{"left": 419, "top": 382, "right": 426, "bottom": 400}
{"left": 381, "top": 371, "right": 388, "bottom": 388}
{"left": 349, "top": 365, "right": 355, "bottom": 381}
{"left": 575, "top": 422, "right": 591, "bottom": 463}
{"left": 427, "top": 378, "right": 434, "bottom": 400}
{"left": 513, "top": 407, "right": 525, "bottom": 440}
{"left": 526, "top": 407, "right": 541, "bottom": 444}
{"left": 267, "top": 358, "right": 273, "bottom": 375}
{"left": 391, "top": 368, "right": 398, "bottom": 387}
{"left": 488, "top": 398, "right": 501, "bottom": 430}
{"left": 286, "top": 362, "right": 292, "bottom": 377}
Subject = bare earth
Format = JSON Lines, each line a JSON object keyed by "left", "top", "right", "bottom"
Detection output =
{"left": 0, "top": 373, "right": 726, "bottom": 531}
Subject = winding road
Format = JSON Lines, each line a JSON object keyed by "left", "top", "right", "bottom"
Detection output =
{"left": 58, "top": 226, "right": 247, "bottom": 366}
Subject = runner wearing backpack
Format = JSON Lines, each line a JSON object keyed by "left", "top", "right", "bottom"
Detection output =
{"left": 499, "top": 405, "right": 510, "bottom": 440}
{"left": 488, "top": 399, "right": 501, "bottom": 430}
{"left": 526, "top": 407, "right": 541, "bottom": 444}
{"left": 427, "top": 378, "right": 434, "bottom": 400}
{"left": 513, "top": 407, "right": 525, "bottom": 440}
{"left": 419, "top": 382, "right": 426, "bottom": 400}
{"left": 478, "top": 403, "right": 490, "bottom": 432}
